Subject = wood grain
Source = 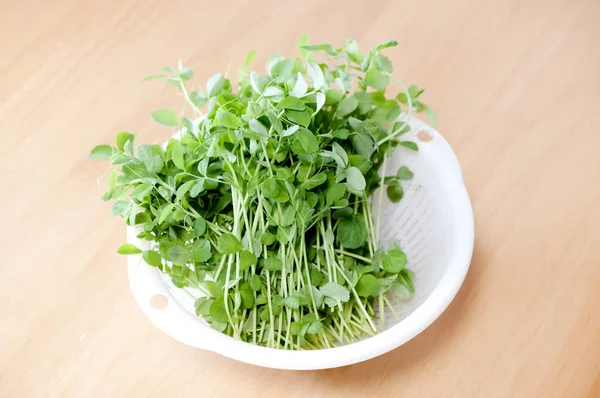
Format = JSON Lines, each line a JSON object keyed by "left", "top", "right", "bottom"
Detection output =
{"left": 1, "top": 0, "right": 599, "bottom": 396}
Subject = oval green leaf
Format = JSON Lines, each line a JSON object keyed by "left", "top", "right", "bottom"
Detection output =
{"left": 151, "top": 108, "right": 179, "bottom": 126}
{"left": 142, "top": 250, "right": 162, "bottom": 267}
{"left": 356, "top": 274, "right": 380, "bottom": 297}
{"left": 336, "top": 215, "right": 367, "bottom": 249}
{"left": 117, "top": 243, "right": 141, "bottom": 255}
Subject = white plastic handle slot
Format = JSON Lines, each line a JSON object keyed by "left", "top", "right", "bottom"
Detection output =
{"left": 409, "top": 118, "right": 464, "bottom": 190}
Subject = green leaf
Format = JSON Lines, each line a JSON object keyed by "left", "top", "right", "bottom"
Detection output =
{"left": 194, "top": 297, "right": 212, "bottom": 317}
{"left": 314, "top": 92, "right": 326, "bottom": 115}
{"left": 218, "top": 233, "right": 242, "bottom": 254}
{"left": 386, "top": 183, "right": 404, "bottom": 202}
{"left": 371, "top": 248, "right": 385, "bottom": 270}
{"left": 400, "top": 141, "right": 419, "bottom": 151}
{"left": 116, "top": 132, "right": 135, "bottom": 151}
{"left": 176, "top": 180, "right": 195, "bottom": 200}
{"left": 151, "top": 108, "right": 179, "bottom": 126}
{"left": 250, "top": 71, "right": 263, "bottom": 94}
{"left": 117, "top": 243, "right": 141, "bottom": 255}
{"left": 324, "top": 228, "right": 334, "bottom": 245}
{"left": 337, "top": 96, "right": 358, "bottom": 116}
{"left": 396, "top": 92, "right": 409, "bottom": 105}
{"left": 362, "top": 50, "right": 376, "bottom": 70}
{"left": 302, "top": 172, "right": 327, "bottom": 190}
{"left": 336, "top": 215, "right": 367, "bottom": 249}
{"left": 332, "top": 207, "right": 353, "bottom": 220}
{"left": 131, "top": 184, "right": 154, "bottom": 199}
{"left": 263, "top": 255, "right": 283, "bottom": 271}
{"left": 291, "top": 72, "right": 308, "bottom": 97}
{"left": 205, "top": 281, "right": 223, "bottom": 298}
{"left": 142, "top": 73, "right": 166, "bottom": 81}
{"left": 345, "top": 39, "right": 363, "bottom": 63}
{"left": 261, "top": 177, "right": 280, "bottom": 198}
{"left": 290, "top": 321, "right": 303, "bottom": 335}
{"left": 396, "top": 166, "right": 414, "bottom": 180}
{"left": 408, "top": 85, "right": 424, "bottom": 99}
{"left": 364, "top": 68, "right": 389, "bottom": 90}
{"left": 110, "top": 200, "right": 129, "bottom": 216}
{"left": 310, "top": 269, "right": 325, "bottom": 286}
{"left": 260, "top": 232, "right": 276, "bottom": 246}
{"left": 242, "top": 49, "right": 256, "bottom": 70}
{"left": 137, "top": 144, "right": 164, "bottom": 173}
{"left": 326, "top": 183, "right": 347, "bottom": 204}
{"left": 239, "top": 282, "right": 255, "bottom": 309}
{"left": 178, "top": 65, "right": 193, "bottom": 80}
{"left": 334, "top": 128, "right": 350, "bottom": 139}
{"left": 171, "top": 141, "right": 186, "bottom": 170}
{"left": 391, "top": 283, "right": 411, "bottom": 300}
{"left": 296, "top": 34, "right": 309, "bottom": 57}
{"left": 197, "top": 158, "right": 209, "bottom": 176}
{"left": 142, "top": 250, "right": 162, "bottom": 267}
{"left": 296, "top": 164, "right": 313, "bottom": 182}
{"left": 319, "top": 282, "right": 350, "bottom": 302}
{"left": 210, "top": 296, "right": 229, "bottom": 322}
{"left": 301, "top": 44, "right": 338, "bottom": 56}
{"left": 279, "top": 205, "right": 296, "bottom": 227}
{"left": 193, "top": 217, "right": 207, "bottom": 236}
{"left": 250, "top": 274, "right": 263, "bottom": 291}
{"left": 350, "top": 132, "right": 375, "bottom": 160}
{"left": 88, "top": 145, "right": 114, "bottom": 160}
{"left": 206, "top": 73, "right": 225, "bottom": 97}
{"left": 249, "top": 119, "right": 269, "bottom": 136}
{"left": 158, "top": 203, "right": 175, "bottom": 223}
{"left": 356, "top": 274, "right": 379, "bottom": 297}
{"left": 345, "top": 166, "right": 366, "bottom": 195}
{"left": 325, "top": 89, "right": 343, "bottom": 105}
{"left": 399, "top": 269, "right": 415, "bottom": 293}
{"left": 190, "top": 179, "right": 204, "bottom": 197}
{"left": 124, "top": 137, "right": 134, "bottom": 156}
{"left": 217, "top": 111, "right": 242, "bottom": 129}
{"left": 270, "top": 57, "right": 294, "bottom": 78}
{"left": 291, "top": 128, "right": 319, "bottom": 154}
{"left": 239, "top": 250, "right": 257, "bottom": 271}
{"left": 193, "top": 239, "right": 212, "bottom": 262}
{"left": 285, "top": 110, "right": 311, "bottom": 127}
{"left": 382, "top": 248, "right": 407, "bottom": 273}
{"left": 376, "top": 40, "right": 398, "bottom": 50}
{"left": 281, "top": 294, "right": 309, "bottom": 309}
{"left": 374, "top": 53, "right": 393, "bottom": 73}
{"left": 307, "top": 321, "right": 323, "bottom": 335}
{"left": 307, "top": 62, "right": 325, "bottom": 89}
{"left": 168, "top": 245, "right": 190, "bottom": 265}
{"left": 281, "top": 124, "right": 299, "bottom": 138}
{"left": 331, "top": 142, "right": 349, "bottom": 167}
{"left": 189, "top": 90, "right": 207, "bottom": 108}
{"left": 277, "top": 96, "right": 306, "bottom": 110}
{"left": 210, "top": 320, "right": 227, "bottom": 332}
{"left": 263, "top": 86, "right": 284, "bottom": 98}
{"left": 107, "top": 170, "right": 117, "bottom": 190}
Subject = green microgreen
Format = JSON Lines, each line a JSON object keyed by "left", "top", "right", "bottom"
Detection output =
{"left": 90, "top": 37, "right": 437, "bottom": 349}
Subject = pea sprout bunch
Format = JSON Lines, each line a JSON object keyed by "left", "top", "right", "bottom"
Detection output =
{"left": 89, "top": 37, "right": 437, "bottom": 349}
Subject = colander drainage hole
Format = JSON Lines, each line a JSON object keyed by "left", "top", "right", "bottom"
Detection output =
{"left": 149, "top": 294, "right": 169, "bottom": 309}
{"left": 417, "top": 130, "right": 433, "bottom": 142}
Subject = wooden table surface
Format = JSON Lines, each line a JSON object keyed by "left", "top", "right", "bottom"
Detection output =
{"left": 1, "top": 0, "right": 599, "bottom": 396}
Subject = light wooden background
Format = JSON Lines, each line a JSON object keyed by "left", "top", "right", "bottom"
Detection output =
{"left": 1, "top": 0, "right": 599, "bottom": 396}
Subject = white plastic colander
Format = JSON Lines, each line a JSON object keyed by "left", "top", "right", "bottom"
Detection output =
{"left": 125, "top": 117, "right": 474, "bottom": 370}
